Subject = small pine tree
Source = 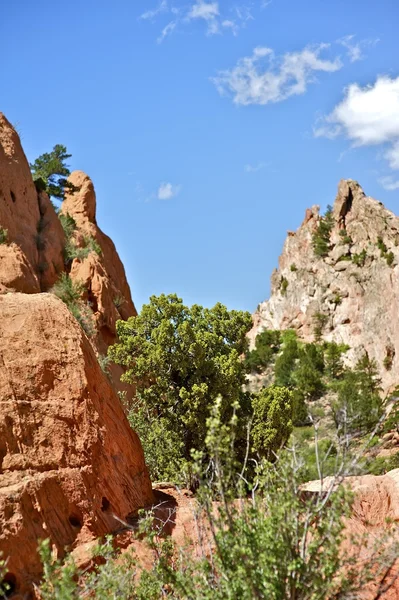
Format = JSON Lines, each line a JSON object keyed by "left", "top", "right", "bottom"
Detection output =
{"left": 312, "top": 205, "right": 334, "bottom": 257}
{"left": 30, "top": 145, "right": 78, "bottom": 202}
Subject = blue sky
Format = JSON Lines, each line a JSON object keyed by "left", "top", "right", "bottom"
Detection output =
{"left": 2, "top": 0, "right": 399, "bottom": 312}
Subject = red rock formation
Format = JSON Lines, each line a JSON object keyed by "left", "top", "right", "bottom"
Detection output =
{"left": 60, "top": 170, "right": 137, "bottom": 398}
{"left": 0, "top": 114, "right": 65, "bottom": 293}
{"left": 0, "top": 293, "right": 153, "bottom": 596}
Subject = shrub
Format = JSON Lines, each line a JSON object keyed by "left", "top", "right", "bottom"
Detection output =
{"left": 109, "top": 294, "right": 253, "bottom": 479}
{"left": 98, "top": 354, "right": 112, "bottom": 376}
{"left": 313, "top": 311, "right": 328, "bottom": 342}
{"left": 312, "top": 204, "right": 334, "bottom": 257}
{"left": 251, "top": 385, "right": 293, "bottom": 460}
{"left": 280, "top": 276, "right": 288, "bottom": 295}
{"left": 386, "top": 251, "right": 395, "bottom": 266}
{"left": 352, "top": 249, "right": 367, "bottom": 267}
{"left": 339, "top": 229, "right": 352, "bottom": 245}
{"left": 113, "top": 293, "right": 125, "bottom": 309}
{"left": 0, "top": 227, "right": 8, "bottom": 244}
{"left": 35, "top": 405, "right": 399, "bottom": 600}
{"left": 332, "top": 353, "right": 383, "bottom": 434}
{"left": 290, "top": 263, "right": 297, "bottom": 272}
{"left": 51, "top": 274, "right": 95, "bottom": 337}
{"left": 274, "top": 331, "right": 299, "bottom": 387}
{"left": 245, "top": 329, "right": 281, "bottom": 373}
{"left": 377, "top": 236, "right": 388, "bottom": 255}
{"left": 59, "top": 212, "right": 77, "bottom": 239}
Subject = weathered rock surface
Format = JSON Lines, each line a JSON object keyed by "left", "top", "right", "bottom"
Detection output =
{"left": 250, "top": 179, "right": 399, "bottom": 392}
{"left": 0, "top": 113, "right": 65, "bottom": 293}
{"left": 60, "top": 170, "right": 137, "bottom": 398}
{"left": 303, "top": 469, "right": 399, "bottom": 599}
{"left": 0, "top": 293, "right": 153, "bottom": 596}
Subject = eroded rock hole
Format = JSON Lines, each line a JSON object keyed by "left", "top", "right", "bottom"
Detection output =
{"left": 69, "top": 514, "right": 82, "bottom": 528}
{"left": 1, "top": 573, "right": 17, "bottom": 597}
{"left": 10, "top": 190, "right": 16, "bottom": 203}
{"left": 101, "top": 497, "right": 110, "bottom": 512}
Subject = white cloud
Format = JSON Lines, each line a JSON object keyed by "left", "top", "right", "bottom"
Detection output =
{"left": 157, "top": 182, "right": 181, "bottom": 200}
{"left": 212, "top": 44, "right": 342, "bottom": 106}
{"left": 244, "top": 161, "right": 269, "bottom": 173}
{"left": 140, "top": 0, "right": 168, "bottom": 20}
{"left": 314, "top": 76, "right": 399, "bottom": 147}
{"left": 187, "top": 1, "right": 220, "bottom": 35}
{"left": 338, "top": 34, "right": 379, "bottom": 63}
{"left": 379, "top": 176, "right": 399, "bottom": 191}
{"left": 157, "top": 20, "right": 177, "bottom": 43}
{"left": 314, "top": 76, "right": 399, "bottom": 190}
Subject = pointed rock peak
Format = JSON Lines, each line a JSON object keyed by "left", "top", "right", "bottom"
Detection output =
{"left": 0, "top": 112, "right": 23, "bottom": 158}
{"left": 333, "top": 179, "right": 365, "bottom": 226}
{"left": 62, "top": 170, "right": 97, "bottom": 224}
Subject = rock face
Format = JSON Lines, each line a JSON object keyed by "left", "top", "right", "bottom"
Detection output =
{"left": 0, "top": 115, "right": 152, "bottom": 595}
{"left": 60, "top": 170, "right": 137, "bottom": 398}
{"left": 250, "top": 180, "right": 399, "bottom": 392}
{"left": 0, "top": 113, "right": 65, "bottom": 293}
{"left": 0, "top": 293, "right": 153, "bottom": 596}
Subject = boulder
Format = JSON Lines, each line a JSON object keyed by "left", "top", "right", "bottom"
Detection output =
{"left": 0, "top": 293, "right": 153, "bottom": 596}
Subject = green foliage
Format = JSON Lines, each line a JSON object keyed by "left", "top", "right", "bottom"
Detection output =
{"left": 332, "top": 293, "right": 342, "bottom": 305}
{"left": 364, "top": 452, "right": 399, "bottom": 476}
{"left": 339, "top": 229, "right": 352, "bottom": 245}
{"left": 274, "top": 331, "right": 299, "bottom": 387}
{"left": 312, "top": 204, "right": 334, "bottom": 257}
{"left": 352, "top": 248, "right": 367, "bottom": 267}
{"left": 332, "top": 353, "right": 383, "bottom": 434}
{"left": 127, "top": 400, "right": 187, "bottom": 483}
{"left": 98, "top": 354, "right": 111, "bottom": 376}
{"left": 245, "top": 329, "right": 281, "bottom": 373}
{"left": 323, "top": 341, "right": 349, "bottom": 380}
{"left": 386, "top": 250, "right": 395, "bottom": 266}
{"left": 313, "top": 311, "right": 328, "bottom": 342}
{"left": 0, "top": 227, "right": 8, "bottom": 244}
{"left": 51, "top": 273, "right": 95, "bottom": 337}
{"left": 377, "top": 236, "right": 388, "bottom": 255}
{"left": 280, "top": 276, "right": 288, "bottom": 295}
{"left": 64, "top": 233, "right": 102, "bottom": 264}
{"left": 290, "top": 263, "right": 297, "bottom": 272}
{"left": 35, "top": 400, "right": 399, "bottom": 600}
{"left": 113, "top": 293, "right": 125, "bottom": 309}
{"left": 251, "top": 385, "right": 293, "bottom": 460}
{"left": 377, "top": 237, "right": 394, "bottom": 265}
{"left": 292, "top": 343, "right": 325, "bottom": 401}
{"left": 109, "top": 294, "right": 253, "bottom": 474}
{"left": 59, "top": 212, "right": 77, "bottom": 239}
{"left": 30, "top": 145, "right": 78, "bottom": 202}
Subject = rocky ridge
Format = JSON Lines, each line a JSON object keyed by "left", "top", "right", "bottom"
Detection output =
{"left": 250, "top": 179, "right": 399, "bottom": 393}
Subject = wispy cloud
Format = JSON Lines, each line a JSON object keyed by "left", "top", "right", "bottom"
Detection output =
{"left": 140, "top": 1, "right": 257, "bottom": 42}
{"left": 157, "top": 182, "right": 182, "bottom": 200}
{"left": 212, "top": 44, "right": 342, "bottom": 106}
{"left": 187, "top": 1, "right": 220, "bottom": 34}
{"left": 379, "top": 176, "right": 399, "bottom": 191}
{"left": 338, "top": 34, "right": 379, "bottom": 63}
{"left": 157, "top": 20, "right": 178, "bottom": 43}
{"left": 314, "top": 76, "right": 399, "bottom": 190}
{"left": 140, "top": 0, "right": 168, "bottom": 20}
{"left": 244, "top": 161, "right": 269, "bottom": 173}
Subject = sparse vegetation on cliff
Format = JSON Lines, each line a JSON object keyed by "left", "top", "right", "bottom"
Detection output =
{"left": 312, "top": 204, "right": 334, "bottom": 257}
{"left": 51, "top": 273, "right": 95, "bottom": 337}
{"left": 0, "top": 227, "right": 8, "bottom": 244}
